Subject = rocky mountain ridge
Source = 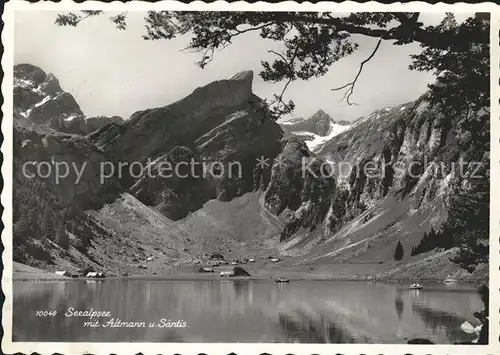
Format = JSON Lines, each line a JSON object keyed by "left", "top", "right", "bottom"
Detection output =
{"left": 12, "top": 64, "right": 487, "bottom": 281}
{"left": 280, "top": 109, "right": 351, "bottom": 153}
{"left": 13, "top": 66, "right": 283, "bottom": 274}
{"left": 14, "top": 63, "right": 124, "bottom": 135}
{"left": 268, "top": 98, "right": 453, "bottom": 242}
{"left": 281, "top": 109, "right": 350, "bottom": 133}
{"left": 88, "top": 69, "right": 283, "bottom": 216}
{"left": 262, "top": 94, "right": 488, "bottom": 281}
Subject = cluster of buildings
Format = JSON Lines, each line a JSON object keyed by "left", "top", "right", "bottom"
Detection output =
{"left": 53, "top": 254, "right": 281, "bottom": 279}
{"left": 54, "top": 270, "right": 107, "bottom": 279}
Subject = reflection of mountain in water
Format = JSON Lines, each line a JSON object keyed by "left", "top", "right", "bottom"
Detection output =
{"left": 233, "top": 280, "right": 250, "bottom": 300}
{"left": 278, "top": 310, "right": 363, "bottom": 343}
{"left": 14, "top": 280, "right": 481, "bottom": 343}
{"left": 394, "top": 294, "right": 404, "bottom": 320}
{"left": 411, "top": 302, "right": 475, "bottom": 343}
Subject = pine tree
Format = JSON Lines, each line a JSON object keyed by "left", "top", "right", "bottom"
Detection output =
{"left": 56, "top": 224, "right": 70, "bottom": 250}
{"left": 41, "top": 209, "right": 56, "bottom": 241}
{"left": 394, "top": 241, "right": 404, "bottom": 261}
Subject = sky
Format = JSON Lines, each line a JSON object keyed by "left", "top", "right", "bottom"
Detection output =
{"left": 14, "top": 11, "right": 473, "bottom": 122}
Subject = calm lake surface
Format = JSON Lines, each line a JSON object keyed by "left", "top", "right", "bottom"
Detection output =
{"left": 13, "top": 280, "right": 482, "bottom": 343}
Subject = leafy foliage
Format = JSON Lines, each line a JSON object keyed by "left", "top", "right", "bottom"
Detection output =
{"left": 55, "top": 11, "right": 489, "bottom": 118}
{"left": 408, "top": 13, "right": 490, "bottom": 272}
{"left": 409, "top": 13, "right": 490, "bottom": 114}
{"left": 429, "top": 15, "right": 490, "bottom": 272}
{"left": 444, "top": 148, "right": 489, "bottom": 272}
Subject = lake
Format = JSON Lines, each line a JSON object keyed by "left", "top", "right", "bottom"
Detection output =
{"left": 13, "top": 279, "right": 482, "bottom": 343}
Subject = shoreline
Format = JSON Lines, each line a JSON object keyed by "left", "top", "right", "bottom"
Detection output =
{"left": 12, "top": 261, "right": 485, "bottom": 285}
{"left": 12, "top": 273, "right": 482, "bottom": 285}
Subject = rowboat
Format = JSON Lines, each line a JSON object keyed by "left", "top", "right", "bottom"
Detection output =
{"left": 275, "top": 277, "right": 290, "bottom": 283}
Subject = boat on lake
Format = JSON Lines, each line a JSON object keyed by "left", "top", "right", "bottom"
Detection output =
{"left": 409, "top": 282, "right": 423, "bottom": 290}
{"left": 275, "top": 277, "right": 290, "bottom": 283}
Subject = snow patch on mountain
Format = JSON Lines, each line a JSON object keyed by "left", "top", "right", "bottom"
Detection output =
{"left": 279, "top": 118, "right": 303, "bottom": 125}
{"left": 293, "top": 121, "right": 351, "bottom": 152}
{"left": 308, "top": 121, "right": 352, "bottom": 151}
{"left": 65, "top": 114, "right": 78, "bottom": 122}
{"left": 14, "top": 64, "right": 125, "bottom": 135}
{"left": 34, "top": 95, "right": 51, "bottom": 108}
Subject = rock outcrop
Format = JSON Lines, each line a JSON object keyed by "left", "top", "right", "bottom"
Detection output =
{"left": 280, "top": 109, "right": 333, "bottom": 136}
{"left": 317, "top": 97, "right": 458, "bottom": 220}
{"left": 264, "top": 137, "right": 336, "bottom": 241}
{"left": 129, "top": 146, "right": 214, "bottom": 220}
{"left": 13, "top": 67, "right": 285, "bottom": 271}
{"left": 65, "top": 115, "right": 125, "bottom": 135}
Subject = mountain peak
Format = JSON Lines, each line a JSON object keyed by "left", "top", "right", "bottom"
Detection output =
{"left": 227, "top": 70, "right": 253, "bottom": 82}
{"left": 280, "top": 109, "right": 335, "bottom": 138}
{"left": 13, "top": 63, "right": 124, "bottom": 135}
{"left": 14, "top": 63, "right": 47, "bottom": 87}
{"left": 309, "top": 109, "right": 333, "bottom": 122}
{"left": 226, "top": 70, "right": 254, "bottom": 93}
{"left": 312, "top": 108, "right": 329, "bottom": 116}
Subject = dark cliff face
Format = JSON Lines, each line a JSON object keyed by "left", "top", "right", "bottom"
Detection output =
{"left": 319, "top": 97, "right": 459, "bottom": 216}
{"left": 90, "top": 70, "right": 260, "bottom": 160}
{"left": 264, "top": 137, "right": 335, "bottom": 242}
{"left": 129, "top": 146, "right": 215, "bottom": 220}
{"left": 13, "top": 64, "right": 124, "bottom": 135}
{"left": 14, "top": 64, "right": 83, "bottom": 127}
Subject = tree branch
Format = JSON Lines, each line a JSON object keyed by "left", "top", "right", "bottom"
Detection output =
{"left": 275, "top": 77, "right": 294, "bottom": 104}
{"left": 267, "top": 44, "right": 300, "bottom": 116}
{"left": 255, "top": 12, "right": 488, "bottom": 49}
{"left": 257, "top": 13, "right": 396, "bottom": 41}
{"left": 267, "top": 49, "right": 289, "bottom": 64}
{"left": 393, "top": 12, "right": 421, "bottom": 27}
{"left": 55, "top": 11, "right": 488, "bottom": 119}
{"left": 185, "top": 22, "right": 277, "bottom": 68}
{"left": 233, "top": 22, "right": 277, "bottom": 36}
{"left": 331, "top": 37, "right": 383, "bottom": 105}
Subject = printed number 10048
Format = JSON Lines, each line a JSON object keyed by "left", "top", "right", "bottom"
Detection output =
{"left": 35, "top": 310, "right": 57, "bottom": 316}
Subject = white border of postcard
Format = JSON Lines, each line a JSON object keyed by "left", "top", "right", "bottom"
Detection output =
{"left": 2, "top": 1, "right": 500, "bottom": 354}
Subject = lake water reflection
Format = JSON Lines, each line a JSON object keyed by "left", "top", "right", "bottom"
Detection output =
{"left": 13, "top": 280, "right": 482, "bottom": 343}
